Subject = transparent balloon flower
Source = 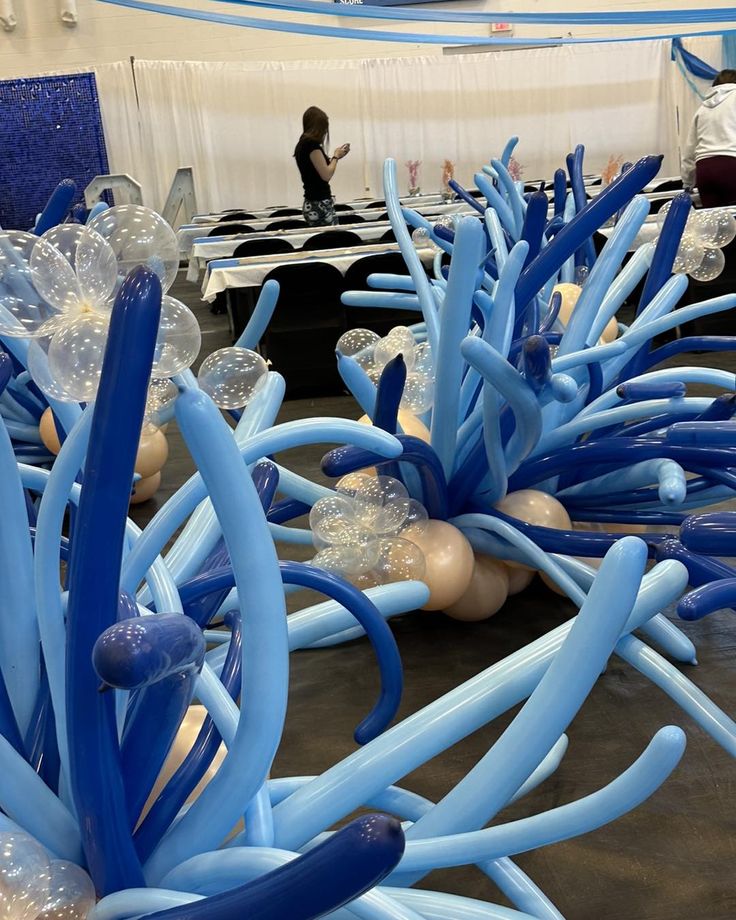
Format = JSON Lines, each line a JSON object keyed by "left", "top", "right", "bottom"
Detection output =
{"left": 311, "top": 474, "right": 427, "bottom": 585}
{"left": 2, "top": 211, "right": 200, "bottom": 406}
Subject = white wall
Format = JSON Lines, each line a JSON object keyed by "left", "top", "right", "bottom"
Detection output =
{"left": 1, "top": 0, "right": 735, "bottom": 78}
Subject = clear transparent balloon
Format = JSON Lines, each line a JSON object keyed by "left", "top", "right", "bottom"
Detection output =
{"left": 690, "top": 246, "right": 725, "bottom": 282}
{"left": 673, "top": 234, "right": 704, "bottom": 275}
{"left": 0, "top": 231, "right": 59, "bottom": 337}
{"left": 197, "top": 347, "right": 268, "bottom": 409}
{"left": 374, "top": 326, "right": 417, "bottom": 371}
{"left": 372, "top": 537, "right": 426, "bottom": 584}
{"left": 655, "top": 200, "right": 671, "bottom": 232}
{"left": 309, "top": 495, "right": 356, "bottom": 543}
{"left": 87, "top": 205, "right": 179, "bottom": 294}
{"left": 412, "top": 341, "right": 433, "bottom": 377}
{"left": 400, "top": 498, "right": 430, "bottom": 537}
{"left": 709, "top": 208, "right": 736, "bottom": 248}
{"left": 336, "top": 328, "right": 379, "bottom": 371}
{"left": 145, "top": 377, "right": 179, "bottom": 423}
{"left": 35, "top": 861, "right": 95, "bottom": 920}
{"left": 27, "top": 334, "right": 75, "bottom": 403}
{"left": 401, "top": 371, "right": 434, "bottom": 414}
{"left": 30, "top": 239, "right": 82, "bottom": 315}
{"left": 312, "top": 543, "right": 380, "bottom": 577}
{"left": 0, "top": 832, "right": 51, "bottom": 920}
{"left": 48, "top": 314, "right": 110, "bottom": 402}
{"left": 74, "top": 229, "right": 118, "bottom": 310}
{"left": 689, "top": 210, "right": 720, "bottom": 247}
{"left": 152, "top": 296, "right": 201, "bottom": 377}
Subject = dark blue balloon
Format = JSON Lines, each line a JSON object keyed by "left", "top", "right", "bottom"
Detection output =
{"left": 34, "top": 179, "right": 77, "bottom": 235}
{"left": 680, "top": 512, "right": 736, "bottom": 557}
{"left": 514, "top": 155, "right": 663, "bottom": 310}
{"left": 322, "top": 434, "right": 449, "bottom": 521}
{"left": 93, "top": 614, "right": 205, "bottom": 691}
{"left": 678, "top": 578, "right": 736, "bottom": 621}
{"left": 135, "top": 612, "right": 242, "bottom": 861}
{"left": 139, "top": 814, "right": 405, "bottom": 920}
{"left": 65, "top": 267, "right": 162, "bottom": 894}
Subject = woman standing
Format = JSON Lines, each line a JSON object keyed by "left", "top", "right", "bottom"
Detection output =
{"left": 294, "top": 106, "right": 350, "bottom": 226}
{"left": 682, "top": 69, "right": 736, "bottom": 208}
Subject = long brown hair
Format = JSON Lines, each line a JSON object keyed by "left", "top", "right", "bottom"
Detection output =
{"left": 295, "top": 106, "right": 329, "bottom": 155}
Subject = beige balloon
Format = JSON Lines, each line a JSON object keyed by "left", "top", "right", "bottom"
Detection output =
{"left": 138, "top": 704, "right": 225, "bottom": 827}
{"left": 552, "top": 282, "right": 582, "bottom": 326}
{"left": 553, "top": 282, "right": 618, "bottom": 345}
{"left": 39, "top": 407, "right": 61, "bottom": 455}
{"left": 445, "top": 554, "right": 510, "bottom": 621}
{"left": 358, "top": 410, "right": 430, "bottom": 443}
{"left": 495, "top": 489, "right": 572, "bottom": 570}
{"left": 135, "top": 426, "right": 169, "bottom": 478}
{"left": 130, "top": 471, "right": 161, "bottom": 505}
{"left": 404, "top": 519, "right": 474, "bottom": 610}
{"left": 504, "top": 565, "right": 535, "bottom": 595}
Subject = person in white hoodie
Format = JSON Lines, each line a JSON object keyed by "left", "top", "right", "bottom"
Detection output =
{"left": 681, "top": 69, "right": 736, "bottom": 208}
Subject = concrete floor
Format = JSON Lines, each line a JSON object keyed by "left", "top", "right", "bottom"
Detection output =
{"left": 129, "top": 270, "right": 736, "bottom": 920}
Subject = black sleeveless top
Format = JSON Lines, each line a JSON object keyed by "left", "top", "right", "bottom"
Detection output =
{"left": 295, "top": 138, "right": 331, "bottom": 201}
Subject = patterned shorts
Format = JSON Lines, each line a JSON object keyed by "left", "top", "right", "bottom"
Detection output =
{"left": 303, "top": 197, "right": 338, "bottom": 227}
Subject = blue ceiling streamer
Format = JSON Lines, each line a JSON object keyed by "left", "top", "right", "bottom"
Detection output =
{"left": 97, "top": 0, "right": 736, "bottom": 47}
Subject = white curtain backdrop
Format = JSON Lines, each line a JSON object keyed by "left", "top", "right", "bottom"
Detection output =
{"left": 87, "top": 36, "right": 718, "bottom": 215}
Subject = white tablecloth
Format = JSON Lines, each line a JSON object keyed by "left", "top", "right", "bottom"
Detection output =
{"left": 189, "top": 191, "right": 465, "bottom": 224}
{"left": 201, "top": 242, "right": 429, "bottom": 302}
{"left": 179, "top": 200, "right": 471, "bottom": 255}
{"left": 187, "top": 220, "right": 395, "bottom": 281}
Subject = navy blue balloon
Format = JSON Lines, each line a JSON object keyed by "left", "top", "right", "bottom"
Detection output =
{"left": 568, "top": 145, "right": 597, "bottom": 269}
{"left": 93, "top": 614, "right": 205, "bottom": 691}
{"left": 654, "top": 537, "right": 736, "bottom": 598}
{"left": 135, "top": 612, "right": 242, "bottom": 860}
{"left": 322, "top": 434, "right": 449, "bottom": 521}
{"left": 139, "top": 814, "right": 405, "bottom": 920}
{"left": 678, "top": 579, "right": 736, "bottom": 621}
{"left": 65, "top": 267, "right": 162, "bottom": 894}
{"left": 177, "top": 561, "right": 402, "bottom": 745}
{"left": 680, "top": 512, "right": 736, "bottom": 557}
{"left": 252, "top": 460, "right": 279, "bottom": 513}
{"left": 616, "top": 381, "right": 687, "bottom": 401}
{"left": 34, "top": 179, "right": 77, "bottom": 235}
{"left": 0, "top": 352, "right": 12, "bottom": 396}
{"left": 514, "top": 155, "right": 663, "bottom": 310}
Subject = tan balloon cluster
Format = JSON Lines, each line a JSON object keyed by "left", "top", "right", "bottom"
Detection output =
{"left": 40, "top": 407, "right": 169, "bottom": 505}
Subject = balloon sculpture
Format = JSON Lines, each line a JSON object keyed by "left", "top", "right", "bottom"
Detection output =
{"left": 0, "top": 139, "right": 735, "bottom": 920}
{"left": 0, "top": 200, "right": 200, "bottom": 503}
